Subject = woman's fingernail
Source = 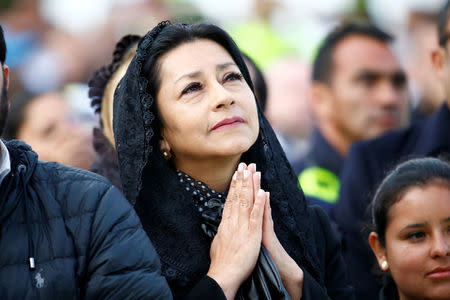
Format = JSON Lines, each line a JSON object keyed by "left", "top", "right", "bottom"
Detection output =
{"left": 238, "top": 163, "right": 245, "bottom": 171}
{"left": 233, "top": 172, "right": 237, "bottom": 180}
{"left": 258, "top": 189, "right": 265, "bottom": 197}
{"left": 243, "top": 170, "right": 250, "bottom": 179}
{"left": 255, "top": 171, "right": 261, "bottom": 179}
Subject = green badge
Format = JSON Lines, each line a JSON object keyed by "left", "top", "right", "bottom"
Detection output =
{"left": 298, "top": 167, "right": 340, "bottom": 204}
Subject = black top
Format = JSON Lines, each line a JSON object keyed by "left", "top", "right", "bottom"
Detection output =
{"left": 378, "top": 278, "right": 399, "bottom": 300}
{"left": 332, "top": 103, "right": 450, "bottom": 300}
{"left": 291, "top": 129, "right": 344, "bottom": 215}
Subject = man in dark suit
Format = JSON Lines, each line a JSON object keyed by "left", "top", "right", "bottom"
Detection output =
{"left": 292, "top": 23, "right": 408, "bottom": 215}
{"left": 332, "top": 2, "right": 450, "bottom": 299}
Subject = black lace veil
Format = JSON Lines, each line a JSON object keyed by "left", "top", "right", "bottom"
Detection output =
{"left": 113, "top": 21, "right": 322, "bottom": 284}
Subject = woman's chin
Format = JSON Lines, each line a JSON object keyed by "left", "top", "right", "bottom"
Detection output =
{"left": 216, "top": 139, "right": 254, "bottom": 156}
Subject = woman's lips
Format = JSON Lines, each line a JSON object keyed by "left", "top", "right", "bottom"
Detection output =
{"left": 212, "top": 116, "right": 245, "bottom": 131}
{"left": 377, "top": 113, "right": 397, "bottom": 128}
{"left": 426, "top": 266, "right": 450, "bottom": 279}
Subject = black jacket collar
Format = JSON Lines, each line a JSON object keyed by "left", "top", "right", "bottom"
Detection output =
{"left": 308, "top": 129, "right": 344, "bottom": 175}
{"left": 415, "top": 103, "right": 450, "bottom": 156}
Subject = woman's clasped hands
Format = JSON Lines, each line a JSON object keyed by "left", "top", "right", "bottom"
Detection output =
{"left": 207, "top": 163, "right": 303, "bottom": 300}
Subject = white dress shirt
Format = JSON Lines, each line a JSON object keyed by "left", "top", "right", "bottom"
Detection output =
{"left": 0, "top": 139, "right": 11, "bottom": 186}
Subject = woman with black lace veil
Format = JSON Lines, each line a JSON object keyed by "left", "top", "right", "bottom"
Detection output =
{"left": 88, "top": 34, "right": 141, "bottom": 191}
{"left": 113, "top": 21, "right": 354, "bottom": 300}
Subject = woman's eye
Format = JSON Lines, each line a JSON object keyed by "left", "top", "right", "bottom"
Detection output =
{"left": 41, "top": 123, "right": 57, "bottom": 138}
{"left": 181, "top": 82, "right": 202, "bottom": 95}
{"left": 406, "top": 231, "right": 426, "bottom": 241}
{"left": 223, "top": 72, "right": 243, "bottom": 83}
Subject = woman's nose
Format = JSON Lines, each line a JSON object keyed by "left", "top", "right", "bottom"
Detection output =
{"left": 211, "top": 82, "right": 235, "bottom": 110}
{"left": 430, "top": 233, "right": 450, "bottom": 258}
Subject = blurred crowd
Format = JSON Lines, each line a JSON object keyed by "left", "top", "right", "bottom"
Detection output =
{"left": 0, "top": 0, "right": 445, "bottom": 170}
{"left": 1, "top": 0, "right": 450, "bottom": 299}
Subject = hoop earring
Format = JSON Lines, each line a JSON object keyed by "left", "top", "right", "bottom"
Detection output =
{"left": 161, "top": 148, "right": 172, "bottom": 160}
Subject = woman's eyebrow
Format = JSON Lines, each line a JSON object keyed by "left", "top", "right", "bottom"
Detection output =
{"left": 441, "top": 217, "right": 450, "bottom": 223}
{"left": 174, "top": 62, "right": 237, "bottom": 83}
{"left": 175, "top": 71, "right": 201, "bottom": 83}
{"left": 216, "top": 62, "right": 236, "bottom": 71}
{"left": 399, "top": 222, "right": 427, "bottom": 234}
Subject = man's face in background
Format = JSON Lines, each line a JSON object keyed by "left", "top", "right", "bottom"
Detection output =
{"left": 325, "top": 35, "right": 408, "bottom": 143}
{"left": 432, "top": 18, "right": 450, "bottom": 109}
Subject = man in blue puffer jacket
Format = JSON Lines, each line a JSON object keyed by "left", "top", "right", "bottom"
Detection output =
{"left": 0, "top": 25, "right": 172, "bottom": 299}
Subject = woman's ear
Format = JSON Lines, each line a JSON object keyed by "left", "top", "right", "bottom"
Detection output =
{"left": 369, "top": 232, "right": 389, "bottom": 271}
{"left": 159, "top": 136, "right": 173, "bottom": 160}
{"left": 431, "top": 48, "right": 445, "bottom": 82}
{"left": 159, "top": 136, "right": 171, "bottom": 152}
{"left": 3, "top": 65, "right": 9, "bottom": 89}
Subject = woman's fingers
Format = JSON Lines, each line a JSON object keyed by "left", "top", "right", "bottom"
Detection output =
{"left": 223, "top": 161, "right": 267, "bottom": 231}
{"left": 249, "top": 189, "right": 266, "bottom": 231}
{"left": 224, "top": 162, "right": 248, "bottom": 221}
{"left": 248, "top": 163, "right": 256, "bottom": 173}
{"left": 246, "top": 163, "right": 260, "bottom": 208}
{"left": 238, "top": 169, "right": 254, "bottom": 223}
{"left": 231, "top": 169, "right": 245, "bottom": 219}
{"left": 222, "top": 171, "right": 237, "bottom": 220}
{"left": 266, "top": 192, "right": 274, "bottom": 226}
{"left": 208, "top": 164, "right": 264, "bottom": 298}
{"left": 265, "top": 192, "right": 271, "bottom": 217}
{"left": 253, "top": 171, "right": 261, "bottom": 204}
{"left": 262, "top": 191, "right": 276, "bottom": 246}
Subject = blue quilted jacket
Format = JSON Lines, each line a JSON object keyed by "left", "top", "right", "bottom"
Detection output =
{"left": 0, "top": 140, "right": 172, "bottom": 299}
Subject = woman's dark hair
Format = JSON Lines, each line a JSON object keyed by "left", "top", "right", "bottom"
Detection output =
{"left": 139, "top": 23, "right": 255, "bottom": 140}
{"left": 0, "top": 25, "right": 6, "bottom": 65}
{"left": 2, "top": 91, "right": 36, "bottom": 140}
{"left": 371, "top": 157, "right": 450, "bottom": 246}
{"left": 241, "top": 52, "right": 267, "bottom": 112}
{"left": 141, "top": 23, "right": 254, "bottom": 104}
{"left": 438, "top": 0, "right": 450, "bottom": 47}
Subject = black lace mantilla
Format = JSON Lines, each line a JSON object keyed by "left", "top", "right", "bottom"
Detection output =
{"left": 114, "top": 21, "right": 170, "bottom": 206}
{"left": 114, "top": 21, "right": 324, "bottom": 292}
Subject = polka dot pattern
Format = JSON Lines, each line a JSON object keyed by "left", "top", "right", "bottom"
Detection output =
{"left": 176, "top": 170, "right": 226, "bottom": 238}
